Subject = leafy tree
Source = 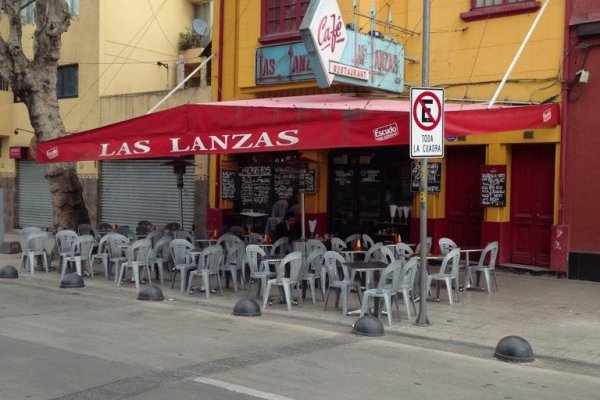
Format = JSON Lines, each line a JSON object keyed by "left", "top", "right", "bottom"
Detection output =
{"left": 0, "top": 0, "right": 89, "bottom": 230}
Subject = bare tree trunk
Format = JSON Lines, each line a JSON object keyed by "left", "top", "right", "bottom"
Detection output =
{"left": 0, "top": 0, "right": 89, "bottom": 231}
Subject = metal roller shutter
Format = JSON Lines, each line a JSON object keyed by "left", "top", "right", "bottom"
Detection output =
{"left": 17, "top": 161, "right": 54, "bottom": 229}
{"left": 100, "top": 159, "right": 195, "bottom": 230}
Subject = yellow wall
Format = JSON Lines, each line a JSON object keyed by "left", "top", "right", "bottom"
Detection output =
{"left": 1, "top": 0, "right": 210, "bottom": 177}
{"left": 212, "top": 0, "right": 565, "bottom": 222}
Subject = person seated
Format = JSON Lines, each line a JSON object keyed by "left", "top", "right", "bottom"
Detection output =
{"left": 275, "top": 211, "right": 301, "bottom": 244}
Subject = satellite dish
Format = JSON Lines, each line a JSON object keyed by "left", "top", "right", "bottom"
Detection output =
{"left": 192, "top": 18, "right": 210, "bottom": 36}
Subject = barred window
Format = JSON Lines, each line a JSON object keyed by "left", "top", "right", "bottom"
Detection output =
{"left": 260, "top": 0, "right": 310, "bottom": 44}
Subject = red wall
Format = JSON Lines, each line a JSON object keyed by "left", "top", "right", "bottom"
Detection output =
{"left": 565, "top": 10, "right": 600, "bottom": 253}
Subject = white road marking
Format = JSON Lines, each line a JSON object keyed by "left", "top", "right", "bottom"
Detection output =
{"left": 193, "top": 377, "right": 295, "bottom": 400}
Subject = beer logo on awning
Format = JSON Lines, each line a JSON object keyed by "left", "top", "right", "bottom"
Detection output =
{"left": 543, "top": 108, "right": 552, "bottom": 122}
{"left": 373, "top": 123, "right": 398, "bottom": 142}
{"left": 46, "top": 147, "right": 59, "bottom": 159}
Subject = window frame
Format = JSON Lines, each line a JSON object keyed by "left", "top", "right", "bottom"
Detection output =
{"left": 259, "top": 0, "right": 310, "bottom": 45}
{"left": 56, "top": 64, "right": 79, "bottom": 99}
{"left": 460, "top": 0, "right": 541, "bottom": 22}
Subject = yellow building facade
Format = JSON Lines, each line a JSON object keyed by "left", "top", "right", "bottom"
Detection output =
{"left": 1, "top": 0, "right": 212, "bottom": 229}
{"left": 210, "top": 0, "right": 564, "bottom": 268}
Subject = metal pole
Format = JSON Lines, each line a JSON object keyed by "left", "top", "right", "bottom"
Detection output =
{"left": 179, "top": 187, "right": 184, "bottom": 230}
{"left": 147, "top": 54, "right": 214, "bottom": 114}
{"left": 488, "top": 0, "right": 550, "bottom": 108}
{"left": 300, "top": 192, "right": 306, "bottom": 239}
{"left": 415, "top": 0, "right": 431, "bottom": 326}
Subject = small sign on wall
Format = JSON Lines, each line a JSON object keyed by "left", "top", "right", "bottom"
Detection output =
{"left": 481, "top": 165, "right": 507, "bottom": 207}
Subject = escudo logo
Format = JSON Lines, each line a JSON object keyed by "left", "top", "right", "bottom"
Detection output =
{"left": 373, "top": 122, "right": 399, "bottom": 142}
{"left": 46, "top": 147, "right": 59, "bottom": 159}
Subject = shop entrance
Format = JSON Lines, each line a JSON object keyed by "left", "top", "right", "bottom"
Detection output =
{"left": 510, "top": 144, "right": 555, "bottom": 267}
{"left": 328, "top": 148, "right": 412, "bottom": 241}
{"left": 445, "top": 146, "right": 485, "bottom": 248}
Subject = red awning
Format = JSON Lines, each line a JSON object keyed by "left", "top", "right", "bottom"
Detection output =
{"left": 36, "top": 93, "right": 560, "bottom": 163}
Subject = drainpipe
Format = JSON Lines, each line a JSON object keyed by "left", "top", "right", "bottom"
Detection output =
{"left": 559, "top": 0, "right": 571, "bottom": 226}
{"left": 215, "top": 0, "right": 226, "bottom": 209}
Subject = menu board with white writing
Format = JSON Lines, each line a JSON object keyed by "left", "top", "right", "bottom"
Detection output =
{"left": 273, "top": 165, "right": 297, "bottom": 200}
{"left": 411, "top": 161, "right": 441, "bottom": 192}
{"left": 220, "top": 161, "right": 238, "bottom": 200}
{"left": 239, "top": 165, "right": 272, "bottom": 212}
{"left": 481, "top": 165, "right": 506, "bottom": 207}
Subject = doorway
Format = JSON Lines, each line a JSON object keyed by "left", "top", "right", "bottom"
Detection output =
{"left": 445, "top": 145, "right": 485, "bottom": 248}
{"left": 510, "top": 144, "right": 555, "bottom": 267}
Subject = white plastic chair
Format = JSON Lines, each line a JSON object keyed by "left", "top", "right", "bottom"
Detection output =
{"left": 266, "top": 199, "right": 288, "bottom": 236}
{"left": 117, "top": 239, "right": 152, "bottom": 289}
{"left": 54, "top": 229, "right": 79, "bottom": 268}
{"left": 170, "top": 239, "right": 197, "bottom": 293}
{"left": 397, "top": 257, "right": 419, "bottom": 319}
{"left": 344, "top": 233, "right": 361, "bottom": 249}
{"left": 106, "top": 233, "right": 130, "bottom": 282}
{"left": 60, "top": 235, "right": 95, "bottom": 280}
{"left": 148, "top": 236, "right": 172, "bottom": 284}
{"left": 19, "top": 231, "right": 49, "bottom": 274}
{"left": 439, "top": 237, "right": 458, "bottom": 256}
{"left": 323, "top": 251, "right": 361, "bottom": 316}
{"left": 360, "top": 260, "right": 403, "bottom": 326}
{"left": 20, "top": 227, "right": 42, "bottom": 253}
{"left": 262, "top": 251, "right": 303, "bottom": 312}
{"left": 330, "top": 237, "right": 347, "bottom": 252}
{"left": 270, "top": 236, "right": 289, "bottom": 256}
{"left": 393, "top": 242, "right": 414, "bottom": 263}
{"left": 415, "top": 236, "right": 432, "bottom": 255}
{"left": 427, "top": 247, "right": 461, "bottom": 304}
{"left": 361, "top": 233, "right": 375, "bottom": 249}
{"left": 465, "top": 241, "right": 499, "bottom": 293}
{"left": 245, "top": 244, "right": 274, "bottom": 299}
{"left": 300, "top": 248, "right": 326, "bottom": 304}
{"left": 219, "top": 239, "right": 246, "bottom": 292}
{"left": 305, "top": 239, "right": 326, "bottom": 255}
{"left": 247, "top": 232, "right": 264, "bottom": 245}
{"left": 187, "top": 245, "right": 223, "bottom": 298}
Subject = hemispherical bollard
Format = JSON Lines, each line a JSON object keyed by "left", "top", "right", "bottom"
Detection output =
{"left": 59, "top": 273, "right": 85, "bottom": 289}
{"left": 232, "top": 298, "right": 262, "bottom": 317}
{"left": 137, "top": 285, "right": 164, "bottom": 301}
{"left": 352, "top": 315, "right": 385, "bottom": 337}
{"left": 0, "top": 265, "right": 19, "bottom": 279}
{"left": 494, "top": 335, "right": 534, "bottom": 363}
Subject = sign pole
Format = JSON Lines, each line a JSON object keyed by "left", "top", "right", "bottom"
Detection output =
{"left": 415, "top": 0, "right": 431, "bottom": 326}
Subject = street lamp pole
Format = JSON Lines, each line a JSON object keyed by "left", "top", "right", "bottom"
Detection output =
{"left": 415, "top": 0, "right": 431, "bottom": 326}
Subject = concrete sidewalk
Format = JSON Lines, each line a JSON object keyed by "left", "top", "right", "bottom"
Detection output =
{"left": 4, "top": 232, "right": 599, "bottom": 375}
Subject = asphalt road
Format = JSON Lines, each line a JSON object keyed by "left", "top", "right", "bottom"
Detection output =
{"left": 1, "top": 280, "right": 599, "bottom": 400}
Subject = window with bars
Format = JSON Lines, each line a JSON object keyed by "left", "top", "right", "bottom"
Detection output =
{"left": 260, "top": 0, "right": 310, "bottom": 44}
{"left": 461, "top": 0, "right": 540, "bottom": 22}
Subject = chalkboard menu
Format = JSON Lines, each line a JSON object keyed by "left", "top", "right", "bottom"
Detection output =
{"left": 303, "top": 169, "right": 316, "bottom": 193}
{"left": 239, "top": 165, "right": 272, "bottom": 211}
{"left": 220, "top": 161, "right": 238, "bottom": 200}
{"left": 333, "top": 169, "right": 354, "bottom": 186}
{"left": 273, "top": 165, "right": 297, "bottom": 200}
{"left": 411, "top": 161, "right": 441, "bottom": 192}
{"left": 360, "top": 169, "right": 381, "bottom": 183}
{"left": 481, "top": 165, "right": 506, "bottom": 207}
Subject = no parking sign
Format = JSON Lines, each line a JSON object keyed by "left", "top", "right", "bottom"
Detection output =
{"left": 410, "top": 87, "right": 444, "bottom": 158}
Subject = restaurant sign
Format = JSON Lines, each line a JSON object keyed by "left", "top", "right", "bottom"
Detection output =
{"left": 256, "top": 42, "right": 314, "bottom": 85}
{"left": 299, "top": 0, "right": 404, "bottom": 93}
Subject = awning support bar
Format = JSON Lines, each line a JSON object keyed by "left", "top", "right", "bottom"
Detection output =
{"left": 147, "top": 54, "right": 214, "bottom": 114}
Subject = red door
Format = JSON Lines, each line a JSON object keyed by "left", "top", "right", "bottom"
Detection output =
{"left": 510, "top": 144, "right": 555, "bottom": 267}
{"left": 445, "top": 146, "right": 485, "bottom": 248}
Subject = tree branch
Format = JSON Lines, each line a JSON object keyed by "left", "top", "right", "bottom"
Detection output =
{"left": 33, "top": 0, "right": 70, "bottom": 64}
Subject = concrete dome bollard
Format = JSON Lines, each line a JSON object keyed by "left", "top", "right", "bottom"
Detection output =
{"left": 60, "top": 273, "right": 85, "bottom": 288}
{"left": 352, "top": 315, "right": 385, "bottom": 337}
{"left": 494, "top": 335, "right": 535, "bottom": 363}
{"left": 137, "top": 285, "right": 164, "bottom": 301}
{"left": 232, "top": 298, "right": 262, "bottom": 317}
{"left": 0, "top": 265, "right": 19, "bottom": 279}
